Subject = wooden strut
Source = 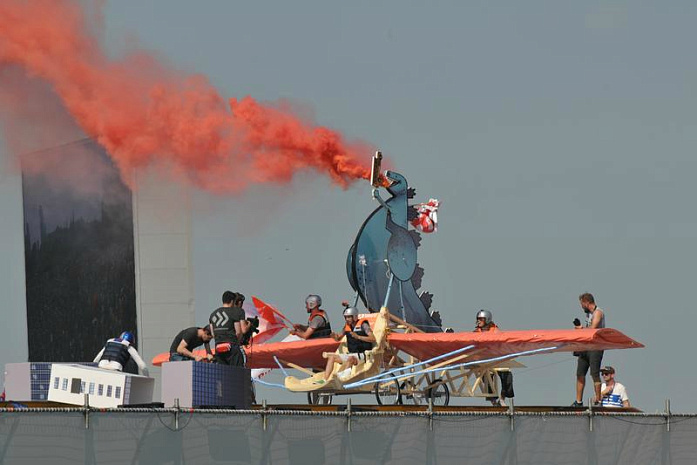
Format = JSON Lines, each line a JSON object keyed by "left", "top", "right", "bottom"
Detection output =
{"left": 387, "top": 314, "right": 425, "bottom": 334}
{"left": 278, "top": 359, "right": 315, "bottom": 376}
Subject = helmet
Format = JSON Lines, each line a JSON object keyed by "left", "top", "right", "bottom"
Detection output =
{"left": 305, "top": 295, "right": 322, "bottom": 310}
{"left": 476, "top": 310, "right": 492, "bottom": 325}
{"left": 343, "top": 307, "right": 359, "bottom": 318}
{"left": 119, "top": 331, "right": 135, "bottom": 344}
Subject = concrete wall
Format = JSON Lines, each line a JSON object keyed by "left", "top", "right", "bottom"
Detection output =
{"left": 0, "top": 143, "right": 195, "bottom": 400}
{"left": 131, "top": 168, "right": 195, "bottom": 400}
{"left": 0, "top": 151, "right": 28, "bottom": 390}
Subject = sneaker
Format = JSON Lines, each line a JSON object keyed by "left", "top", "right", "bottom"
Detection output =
{"left": 570, "top": 401, "right": 583, "bottom": 407}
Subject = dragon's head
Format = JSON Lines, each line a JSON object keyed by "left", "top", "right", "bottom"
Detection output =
{"left": 384, "top": 170, "right": 408, "bottom": 197}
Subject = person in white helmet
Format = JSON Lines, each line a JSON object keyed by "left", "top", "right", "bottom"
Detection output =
{"left": 474, "top": 309, "right": 514, "bottom": 406}
{"left": 290, "top": 294, "right": 332, "bottom": 339}
{"left": 474, "top": 309, "right": 499, "bottom": 332}
{"left": 314, "top": 306, "right": 375, "bottom": 384}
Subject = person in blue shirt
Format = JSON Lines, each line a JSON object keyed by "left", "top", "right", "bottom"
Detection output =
{"left": 600, "top": 366, "right": 630, "bottom": 408}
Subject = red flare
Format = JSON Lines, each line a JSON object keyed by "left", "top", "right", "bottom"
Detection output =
{"left": 0, "top": 0, "right": 379, "bottom": 193}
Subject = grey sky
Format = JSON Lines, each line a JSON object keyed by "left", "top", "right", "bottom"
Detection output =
{"left": 2, "top": 1, "right": 697, "bottom": 411}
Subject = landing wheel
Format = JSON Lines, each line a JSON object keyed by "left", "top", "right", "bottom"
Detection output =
{"left": 400, "top": 379, "right": 428, "bottom": 405}
{"left": 426, "top": 379, "right": 450, "bottom": 406}
{"left": 307, "top": 392, "right": 333, "bottom": 405}
{"left": 375, "top": 377, "right": 402, "bottom": 405}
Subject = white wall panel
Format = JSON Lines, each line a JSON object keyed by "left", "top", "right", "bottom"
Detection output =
{"left": 132, "top": 168, "right": 194, "bottom": 401}
{"left": 0, "top": 150, "right": 28, "bottom": 389}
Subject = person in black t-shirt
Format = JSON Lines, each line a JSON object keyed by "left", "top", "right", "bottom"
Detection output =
{"left": 209, "top": 291, "right": 249, "bottom": 366}
{"left": 169, "top": 326, "right": 214, "bottom": 362}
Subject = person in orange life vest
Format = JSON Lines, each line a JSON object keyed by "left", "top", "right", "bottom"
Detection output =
{"left": 315, "top": 307, "right": 375, "bottom": 383}
{"left": 290, "top": 294, "right": 332, "bottom": 339}
{"left": 474, "top": 309, "right": 500, "bottom": 333}
{"left": 474, "top": 310, "right": 514, "bottom": 406}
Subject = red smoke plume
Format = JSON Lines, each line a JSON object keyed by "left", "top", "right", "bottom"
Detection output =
{"left": 0, "top": 0, "right": 375, "bottom": 193}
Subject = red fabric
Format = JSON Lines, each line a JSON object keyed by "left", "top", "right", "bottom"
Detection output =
{"left": 249, "top": 296, "right": 286, "bottom": 344}
{"left": 152, "top": 326, "right": 643, "bottom": 368}
{"left": 152, "top": 337, "right": 340, "bottom": 368}
{"left": 252, "top": 296, "right": 290, "bottom": 327}
{"left": 245, "top": 337, "right": 340, "bottom": 369}
{"left": 388, "top": 328, "right": 644, "bottom": 362}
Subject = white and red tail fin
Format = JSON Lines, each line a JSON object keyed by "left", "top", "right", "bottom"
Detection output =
{"left": 242, "top": 296, "right": 290, "bottom": 344}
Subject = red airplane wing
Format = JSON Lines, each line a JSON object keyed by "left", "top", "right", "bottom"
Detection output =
{"left": 152, "top": 338, "right": 341, "bottom": 368}
{"left": 245, "top": 337, "right": 340, "bottom": 370}
{"left": 387, "top": 328, "right": 644, "bottom": 362}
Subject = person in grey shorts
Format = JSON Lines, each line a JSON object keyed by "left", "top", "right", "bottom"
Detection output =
{"left": 571, "top": 293, "right": 605, "bottom": 407}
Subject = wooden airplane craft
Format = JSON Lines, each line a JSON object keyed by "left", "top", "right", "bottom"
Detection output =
{"left": 152, "top": 305, "right": 643, "bottom": 406}
{"left": 152, "top": 164, "right": 645, "bottom": 405}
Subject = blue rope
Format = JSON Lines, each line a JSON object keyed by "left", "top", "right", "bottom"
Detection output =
{"left": 273, "top": 356, "right": 290, "bottom": 377}
{"left": 252, "top": 378, "right": 286, "bottom": 389}
{"left": 347, "top": 346, "right": 558, "bottom": 389}
{"left": 415, "top": 346, "right": 559, "bottom": 377}
{"left": 343, "top": 344, "right": 476, "bottom": 389}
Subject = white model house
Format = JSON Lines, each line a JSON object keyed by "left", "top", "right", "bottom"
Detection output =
{"left": 48, "top": 364, "right": 154, "bottom": 408}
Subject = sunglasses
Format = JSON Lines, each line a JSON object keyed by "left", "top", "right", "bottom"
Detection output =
{"left": 601, "top": 372, "right": 612, "bottom": 376}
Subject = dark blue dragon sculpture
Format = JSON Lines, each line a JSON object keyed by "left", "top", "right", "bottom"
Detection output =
{"left": 346, "top": 170, "right": 442, "bottom": 332}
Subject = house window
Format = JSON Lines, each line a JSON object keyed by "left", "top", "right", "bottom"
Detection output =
{"left": 98, "top": 384, "right": 104, "bottom": 396}
{"left": 53, "top": 377, "right": 60, "bottom": 389}
{"left": 114, "top": 386, "right": 121, "bottom": 399}
{"left": 89, "top": 382, "right": 95, "bottom": 395}
{"left": 61, "top": 378, "right": 69, "bottom": 391}
{"left": 81, "top": 381, "right": 86, "bottom": 393}
{"left": 106, "top": 385, "right": 112, "bottom": 397}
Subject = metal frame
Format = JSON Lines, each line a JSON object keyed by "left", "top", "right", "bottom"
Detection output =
{"left": 294, "top": 311, "right": 524, "bottom": 406}
{"left": 384, "top": 314, "right": 524, "bottom": 406}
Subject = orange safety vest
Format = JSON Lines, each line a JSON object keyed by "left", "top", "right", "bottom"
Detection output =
{"left": 344, "top": 319, "right": 372, "bottom": 353}
{"left": 307, "top": 309, "right": 331, "bottom": 338}
{"left": 474, "top": 322, "right": 499, "bottom": 333}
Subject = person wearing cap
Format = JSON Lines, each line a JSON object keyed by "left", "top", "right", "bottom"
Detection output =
{"left": 315, "top": 307, "right": 375, "bottom": 383}
{"left": 290, "top": 294, "right": 332, "bottom": 339}
{"left": 599, "top": 366, "right": 630, "bottom": 408}
{"left": 474, "top": 310, "right": 514, "bottom": 406}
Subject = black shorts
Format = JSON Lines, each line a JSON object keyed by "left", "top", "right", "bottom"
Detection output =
{"left": 576, "top": 350, "right": 604, "bottom": 379}
{"left": 485, "top": 371, "right": 514, "bottom": 401}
